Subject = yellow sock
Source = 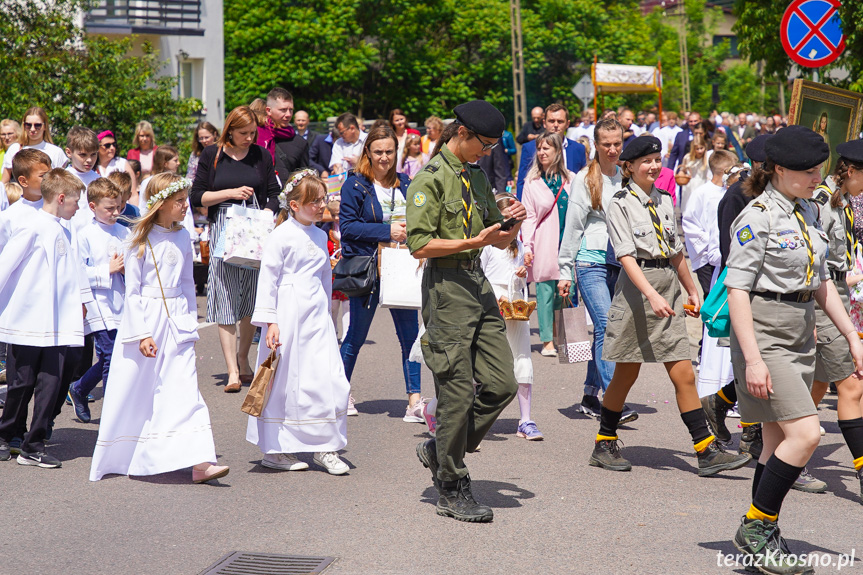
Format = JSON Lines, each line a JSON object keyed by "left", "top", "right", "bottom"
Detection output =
{"left": 716, "top": 389, "right": 733, "bottom": 405}
{"left": 596, "top": 434, "right": 618, "bottom": 442}
{"left": 746, "top": 504, "right": 778, "bottom": 522}
{"left": 854, "top": 455, "right": 863, "bottom": 471}
{"left": 740, "top": 421, "right": 755, "bottom": 427}
{"left": 694, "top": 435, "right": 715, "bottom": 452}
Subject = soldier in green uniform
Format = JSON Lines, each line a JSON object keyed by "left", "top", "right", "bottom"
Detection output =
{"left": 409, "top": 100, "right": 526, "bottom": 523}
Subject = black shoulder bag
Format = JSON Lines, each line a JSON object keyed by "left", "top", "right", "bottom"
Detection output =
{"left": 332, "top": 180, "right": 393, "bottom": 298}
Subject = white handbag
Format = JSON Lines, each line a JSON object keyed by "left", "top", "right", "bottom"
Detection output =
{"left": 148, "top": 240, "right": 200, "bottom": 345}
{"left": 221, "top": 195, "right": 275, "bottom": 270}
{"left": 379, "top": 244, "right": 423, "bottom": 309}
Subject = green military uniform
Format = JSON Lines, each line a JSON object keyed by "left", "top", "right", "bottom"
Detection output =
{"left": 407, "top": 143, "right": 518, "bottom": 483}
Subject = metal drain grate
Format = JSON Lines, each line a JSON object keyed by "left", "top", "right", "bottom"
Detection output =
{"left": 199, "top": 552, "right": 336, "bottom": 575}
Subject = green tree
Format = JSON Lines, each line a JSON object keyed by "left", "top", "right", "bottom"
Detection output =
{"left": 0, "top": 0, "right": 201, "bottom": 159}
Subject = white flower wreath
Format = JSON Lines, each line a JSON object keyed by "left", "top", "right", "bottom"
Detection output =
{"left": 145, "top": 177, "right": 193, "bottom": 210}
{"left": 278, "top": 169, "right": 319, "bottom": 210}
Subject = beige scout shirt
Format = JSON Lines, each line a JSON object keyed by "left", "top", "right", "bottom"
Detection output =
{"left": 725, "top": 182, "right": 829, "bottom": 293}
{"left": 811, "top": 177, "right": 853, "bottom": 273}
{"left": 606, "top": 181, "right": 681, "bottom": 261}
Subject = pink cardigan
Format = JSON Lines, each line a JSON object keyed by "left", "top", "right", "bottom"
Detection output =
{"left": 521, "top": 172, "right": 575, "bottom": 283}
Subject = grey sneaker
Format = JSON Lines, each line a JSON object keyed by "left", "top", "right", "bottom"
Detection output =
{"left": 588, "top": 439, "right": 632, "bottom": 471}
{"left": 701, "top": 393, "right": 732, "bottom": 443}
{"left": 791, "top": 467, "right": 827, "bottom": 493}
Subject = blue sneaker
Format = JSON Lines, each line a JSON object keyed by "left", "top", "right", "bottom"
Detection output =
{"left": 69, "top": 385, "right": 91, "bottom": 423}
{"left": 87, "top": 394, "right": 95, "bottom": 403}
{"left": 65, "top": 391, "right": 73, "bottom": 406}
{"left": 516, "top": 420, "right": 544, "bottom": 441}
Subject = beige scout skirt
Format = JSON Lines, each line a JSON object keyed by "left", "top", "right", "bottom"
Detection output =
{"left": 814, "top": 278, "right": 856, "bottom": 383}
{"left": 731, "top": 295, "right": 818, "bottom": 423}
{"left": 603, "top": 266, "right": 691, "bottom": 363}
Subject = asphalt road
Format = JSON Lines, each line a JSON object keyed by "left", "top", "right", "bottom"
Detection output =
{"left": 0, "top": 294, "right": 860, "bottom": 575}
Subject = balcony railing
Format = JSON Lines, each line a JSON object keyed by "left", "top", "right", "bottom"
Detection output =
{"left": 85, "top": 0, "right": 204, "bottom": 36}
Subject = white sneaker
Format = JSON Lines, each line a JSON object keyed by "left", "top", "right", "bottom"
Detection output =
{"left": 261, "top": 453, "right": 309, "bottom": 471}
{"left": 726, "top": 405, "right": 741, "bottom": 418}
{"left": 820, "top": 426, "right": 826, "bottom": 437}
{"left": 314, "top": 451, "right": 349, "bottom": 475}
{"left": 403, "top": 398, "right": 426, "bottom": 423}
{"left": 347, "top": 394, "right": 358, "bottom": 416}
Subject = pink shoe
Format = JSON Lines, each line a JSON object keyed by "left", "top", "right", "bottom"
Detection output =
{"left": 192, "top": 464, "right": 230, "bottom": 484}
{"left": 423, "top": 398, "right": 437, "bottom": 437}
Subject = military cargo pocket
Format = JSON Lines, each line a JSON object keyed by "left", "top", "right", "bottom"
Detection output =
{"left": 421, "top": 326, "right": 461, "bottom": 379}
{"left": 607, "top": 305, "right": 626, "bottom": 322}
{"left": 443, "top": 199, "right": 463, "bottom": 229}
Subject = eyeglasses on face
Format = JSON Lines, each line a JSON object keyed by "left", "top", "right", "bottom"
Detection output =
{"left": 24, "top": 122, "right": 44, "bottom": 130}
{"left": 100, "top": 142, "right": 117, "bottom": 149}
{"left": 472, "top": 133, "right": 498, "bottom": 151}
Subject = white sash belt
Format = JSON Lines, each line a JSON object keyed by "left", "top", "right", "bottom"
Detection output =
{"left": 141, "top": 285, "right": 183, "bottom": 299}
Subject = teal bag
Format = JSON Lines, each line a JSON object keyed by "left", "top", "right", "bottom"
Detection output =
{"left": 700, "top": 267, "right": 730, "bottom": 338}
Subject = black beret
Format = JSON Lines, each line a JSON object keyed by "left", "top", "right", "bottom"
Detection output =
{"left": 619, "top": 135, "right": 662, "bottom": 162}
{"left": 744, "top": 134, "right": 771, "bottom": 163}
{"left": 836, "top": 139, "right": 863, "bottom": 165}
{"left": 453, "top": 100, "right": 506, "bottom": 139}
{"left": 765, "top": 125, "right": 829, "bottom": 170}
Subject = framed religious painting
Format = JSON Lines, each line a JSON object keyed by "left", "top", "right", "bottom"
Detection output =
{"left": 788, "top": 79, "right": 863, "bottom": 179}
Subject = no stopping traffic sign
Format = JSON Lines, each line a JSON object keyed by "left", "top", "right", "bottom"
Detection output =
{"left": 780, "top": 0, "right": 846, "bottom": 68}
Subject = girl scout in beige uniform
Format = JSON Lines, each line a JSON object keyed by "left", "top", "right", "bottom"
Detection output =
{"left": 726, "top": 126, "right": 863, "bottom": 573}
{"left": 808, "top": 139, "right": 863, "bottom": 501}
{"left": 589, "top": 135, "right": 750, "bottom": 477}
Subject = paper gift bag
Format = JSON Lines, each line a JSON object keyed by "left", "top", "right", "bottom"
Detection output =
{"left": 379, "top": 245, "right": 422, "bottom": 309}
{"left": 554, "top": 305, "right": 593, "bottom": 364}
{"left": 221, "top": 203, "right": 275, "bottom": 270}
{"left": 241, "top": 349, "right": 280, "bottom": 417}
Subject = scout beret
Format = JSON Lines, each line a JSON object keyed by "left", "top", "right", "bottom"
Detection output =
{"left": 453, "top": 100, "right": 506, "bottom": 139}
{"left": 765, "top": 125, "right": 829, "bottom": 170}
{"left": 836, "top": 139, "right": 863, "bottom": 165}
{"left": 744, "top": 134, "right": 771, "bottom": 163}
{"left": 619, "top": 135, "right": 662, "bottom": 162}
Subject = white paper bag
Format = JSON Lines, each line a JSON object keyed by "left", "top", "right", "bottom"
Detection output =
{"left": 222, "top": 204, "right": 275, "bottom": 270}
{"left": 379, "top": 246, "right": 422, "bottom": 309}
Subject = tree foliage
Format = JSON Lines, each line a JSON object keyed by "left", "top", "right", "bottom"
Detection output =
{"left": 0, "top": 0, "right": 201, "bottom": 158}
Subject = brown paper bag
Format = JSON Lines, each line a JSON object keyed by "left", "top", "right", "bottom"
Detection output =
{"left": 241, "top": 349, "right": 280, "bottom": 417}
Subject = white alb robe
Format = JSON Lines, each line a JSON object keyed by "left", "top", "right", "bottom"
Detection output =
{"left": 0, "top": 209, "right": 90, "bottom": 346}
{"left": 247, "top": 217, "right": 349, "bottom": 454}
{"left": 0, "top": 197, "right": 44, "bottom": 250}
{"left": 78, "top": 218, "right": 130, "bottom": 334}
{"left": 90, "top": 225, "right": 216, "bottom": 481}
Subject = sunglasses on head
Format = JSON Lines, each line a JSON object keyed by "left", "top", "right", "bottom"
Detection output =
{"left": 24, "top": 122, "right": 44, "bottom": 130}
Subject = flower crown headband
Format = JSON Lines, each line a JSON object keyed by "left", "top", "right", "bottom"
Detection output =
{"left": 146, "top": 177, "right": 192, "bottom": 210}
{"left": 278, "top": 169, "right": 319, "bottom": 210}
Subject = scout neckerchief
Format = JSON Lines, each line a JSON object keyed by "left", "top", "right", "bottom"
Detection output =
{"left": 843, "top": 198, "right": 857, "bottom": 270}
{"left": 459, "top": 169, "right": 472, "bottom": 239}
{"left": 628, "top": 185, "right": 667, "bottom": 257}
{"left": 793, "top": 203, "right": 814, "bottom": 286}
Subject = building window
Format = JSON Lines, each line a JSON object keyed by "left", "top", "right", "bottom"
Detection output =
{"left": 178, "top": 58, "right": 204, "bottom": 103}
{"left": 713, "top": 35, "right": 739, "bottom": 58}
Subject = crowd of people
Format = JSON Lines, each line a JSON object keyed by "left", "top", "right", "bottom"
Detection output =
{"left": 1, "top": 89, "right": 863, "bottom": 572}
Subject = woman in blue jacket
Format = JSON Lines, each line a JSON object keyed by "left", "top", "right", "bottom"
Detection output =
{"left": 339, "top": 125, "right": 423, "bottom": 421}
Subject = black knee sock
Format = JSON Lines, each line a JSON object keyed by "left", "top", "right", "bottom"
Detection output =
{"left": 752, "top": 454, "right": 803, "bottom": 517}
{"left": 837, "top": 417, "right": 863, "bottom": 465}
{"left": 717, "top": 380, "right": 737, "bottom": 405}
{"left": 752, "top": 462, "right": 765, "bottom": 500}
{"left": 598, "top": 406, "right": 622, "bottom": 438}
{"left": 681, "top": 408, "right": 712, "bottom": 448}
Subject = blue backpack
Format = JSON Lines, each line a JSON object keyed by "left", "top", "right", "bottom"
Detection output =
{"left": 700, "top": 267, "right": 730, "bottom": 338}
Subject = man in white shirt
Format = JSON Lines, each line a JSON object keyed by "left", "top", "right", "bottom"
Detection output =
{"left": 652, "top": 112, "right": 683, "bottom": 168}
{"left": 566, "top": 108, "right": 596, "bottom": 154}
{"left": 681, "top": 150, "right": 737, "bottom": 297}
{"left": 329, "top": 112, "right": 368, "bottom": 175}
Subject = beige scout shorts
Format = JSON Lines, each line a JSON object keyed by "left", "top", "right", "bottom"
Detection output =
{"left": 603, "top": 266, "right": 691, "bottom": 363}
{"left": 731, "top": 294, "right": 818, "bottom": 423}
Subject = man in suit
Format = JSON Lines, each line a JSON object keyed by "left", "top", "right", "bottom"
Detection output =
{"left": 667, "top": 111, "right": 702, "bottom": 170}
{"left": 309, "top": 127, "right": 337, "bottom": 176}
{"left": 735, "top": 113, "right": 756, "bottom": 149}
{"left": 478, "top": 141, "right": 513, "bottom": 195}
{"left": 516, "top": 103, "right": 586, "bottom": 199}
{"left": 294, "top": 110, "right": 319, "bottom": 147}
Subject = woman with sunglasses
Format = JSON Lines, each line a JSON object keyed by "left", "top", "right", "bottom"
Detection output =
{"left": 95, "top": 130, "right": 139, "bottom": 204}
{"left": 1, "top": 107, "right": 68, "bottom": 184}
